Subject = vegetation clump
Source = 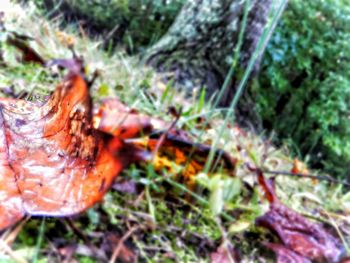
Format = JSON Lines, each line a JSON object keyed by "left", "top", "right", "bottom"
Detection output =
{"left": 256, "top": 0, "right": 350, "bottom": 177}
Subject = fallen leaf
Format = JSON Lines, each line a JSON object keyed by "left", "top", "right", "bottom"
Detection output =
{"left": 93, "top": 98, "right": 158, "bottom": 139}
{"left": 94, "top": 98, "right": 236, "bottom": 186}
{"left": 254, "top": 168, "right": 345, "bottom": 262}
{"left": 263, "top": 243, "right": 311, "bottom": 263}
{"left": 6, "top": 33, "right": 45, "bottom": 65}
{"left": 0, "top": 72, "right": 143, "bottom": 231}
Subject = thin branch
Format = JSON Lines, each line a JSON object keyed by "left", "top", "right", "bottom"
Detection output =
{"left": 263, "top": 169, "right": 350, "bottom": 188}
{"left": 109, "top": 225, "right": 140, "bottom": 263}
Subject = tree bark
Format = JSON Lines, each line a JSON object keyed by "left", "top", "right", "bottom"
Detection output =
{"left": 146, "top": 0, "right": 287, "bottom": 111}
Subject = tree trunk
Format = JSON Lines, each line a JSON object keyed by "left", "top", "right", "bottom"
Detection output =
{"left": 146, "top": 0, "right": 287, "bottom": 122}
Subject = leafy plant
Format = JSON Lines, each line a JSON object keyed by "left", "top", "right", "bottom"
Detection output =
{"left": 256, "top": 0, "right": 350, "bottom": 177}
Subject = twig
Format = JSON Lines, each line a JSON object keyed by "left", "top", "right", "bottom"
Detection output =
{"left": 101, "top": 23, "right": 120, "bottom": 48}
{"left": 109, "top": 225, "right": 140, "bottom": 263}
{"left": 0, "top": 239, "right": 27, "bottom": 263}
{"left": 64, "top": 218, "right": 106, "bottom": 261}
{"left": 2, "top": 216, "right": 29, "bottom": 245}
{"left": 263, "top": 169, "right": 350, "bottom": 188}
{"left": 64, "top": 218, "right": 90, "bottom": 245}
{"left": 150, "top": 107, "right": 182, "bottom": 161}
{"left": 214, "top": 217, "right": 236, "bottom": 263}
{"left": 87, "top": 69, "right": 100, "bottom": 87}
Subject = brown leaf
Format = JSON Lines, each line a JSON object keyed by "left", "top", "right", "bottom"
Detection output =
{"left": 6, "top": 34, "right": 45, "bottom": 65}
{"left": 147, "top": 131, "right": 236, "bottom": 170}
{"left": 93, "top": 98, "right": 163, "bottom": 139}
{"left": 0, "top": 73, "right": 143, "bottom": 230}
{"left": 93, "top": 98, "right": 237, "bottom": 185}
{"left": 263, "top": 243, "right": 311, "bottom": 263}
{"left": 254, "top": 169, "right": 345, "bottom": 262}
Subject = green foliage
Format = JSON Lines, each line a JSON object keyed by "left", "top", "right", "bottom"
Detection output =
{"left": 32, "top": 0, "right": 185, "bottom": 52}
{"left": 256, "top": 0, "right": 350, "bottom": 177}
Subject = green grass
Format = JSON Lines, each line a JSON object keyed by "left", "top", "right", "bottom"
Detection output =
{"left": 0, "top": 1, "right": 348, "bottom": 262}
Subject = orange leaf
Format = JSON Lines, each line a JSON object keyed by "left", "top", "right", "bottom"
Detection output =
{"left": 0, "top": 73, "right": 140, "bottom": 230}
{"left": 291, "top": 158, "right": 309, "bottom": 176}
{"left": 93, "top": 98, "right": 156, "bottom": 139}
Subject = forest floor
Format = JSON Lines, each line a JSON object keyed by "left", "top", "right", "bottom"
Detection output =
{"left": 0, "top": 2, "right": 349, "bottom": 262}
